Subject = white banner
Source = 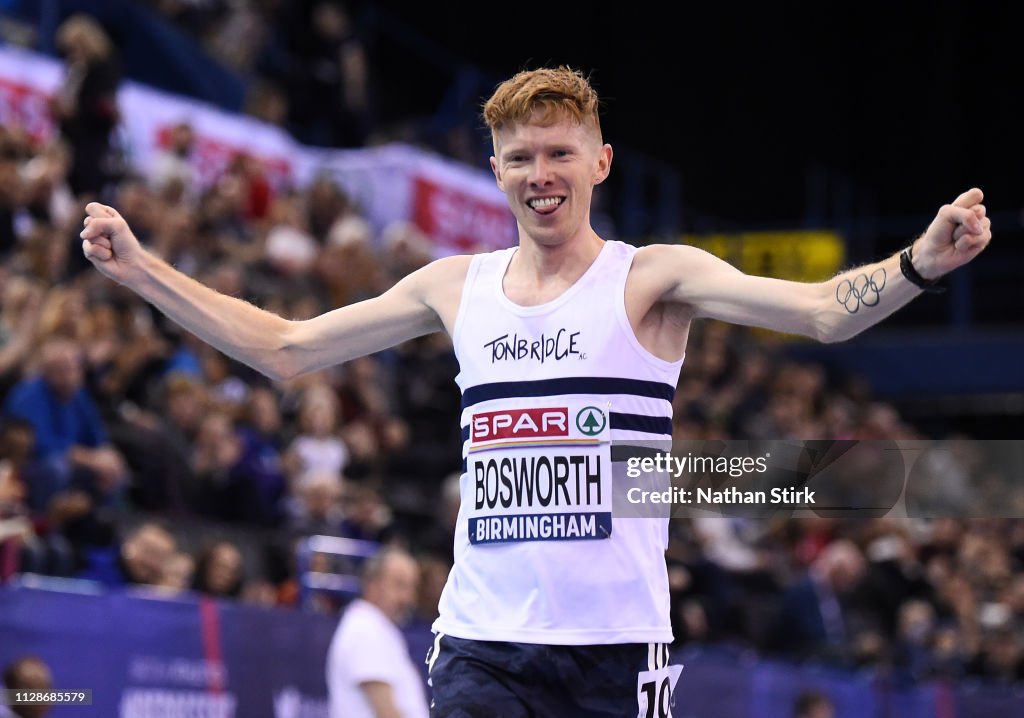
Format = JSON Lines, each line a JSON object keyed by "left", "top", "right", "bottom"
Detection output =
{"left": 0, "top": 45, "right": 515, "bottom": 253}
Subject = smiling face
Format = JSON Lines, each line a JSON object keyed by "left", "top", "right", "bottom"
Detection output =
{"left": 490, "top": 116, "right": 612, "bottom": 247}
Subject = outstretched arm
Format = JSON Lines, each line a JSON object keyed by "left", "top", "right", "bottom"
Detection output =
{"left": 653, "top": 188, "right": 992, "bottom": 342}
{"left": 80, "top": 202, "right": 449, "bottom": 380}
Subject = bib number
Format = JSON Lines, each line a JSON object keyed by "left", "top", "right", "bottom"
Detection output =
{"left": 637, "top": 664, "right": 683, "bottom": 718}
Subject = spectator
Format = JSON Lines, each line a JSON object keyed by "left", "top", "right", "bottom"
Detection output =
{"left": 287, "top": 469, "right": 345, "bottom": 537}
{"left": 264, "top": 194, "right": 319, "bottom": 280}
{"left": 418, "top": 471, "right": 461, "bottom": 564}
{"left": 3, "top": 338, "right": 126, "bottom": 510}
{"left": 969, "top": 628, "right": 1024, "bottom": 683}
{"left": 327, "top": 547, "right": 428, "bottom": 718}
{"left": 792, "top": 690, "right": 835, "bottom": 718}
{"left": 339, "top": 481, "right": 392, "bottom": 544}
{"left": 191, "top": 405, "right": 285, "bottom": 525}
{"left": 891, "top": 599, "right": 939, "bottom": 681}
{"left": 284, "top": 385, "right": 348, "bottom": 479}
{"left": 156, "top": 550, "right": 195, "bottom": 594}
{"left": 775, "top": 539, "right": 879, "bottom": 664}
{"left": 305, "top": 174, "right": 350, "bottom": 243}
{"left": 234, "top": 386, "right": 288, "bottom": 517}
{"left": 0, "top": 129, "right": 24, "bottom": 259}
{"left": 1, "top": 655, "right": 54, "bottom": 718}
{"left": 114, "top": 372, "right": 206, "bottom": 512}
{"left": 404, "top": 552, "right": 453, "bottom": 687}
{"left": 51, "top": 14, "right": 121, "bottom": 197}
{"left": 148, "top": 121, "right": 197, "bottom": 206}
{"left": 281, "top": 1, "right": 371, "bottom": 148}
{"left": 77, "top": 520, "right": 176, "bottom": 589}
{"left": 20, "top": 139, "right": 76, "bottom": 233}
{"left": 0, "top": 277, "right": 44, "bottom": 394}
{"left": 0, "top": 451, "right": 34, "bottom": 580}
{"left": 193, "top": 540, "right": 245, "bottom": 599}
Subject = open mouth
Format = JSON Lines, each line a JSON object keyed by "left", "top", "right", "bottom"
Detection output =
{"left": 527, "top": 196, "right": 565, "bottom": 215}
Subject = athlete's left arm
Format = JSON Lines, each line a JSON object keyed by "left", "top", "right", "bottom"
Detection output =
{"left": 654, "top": 188, "right": 991, "bottom": 342}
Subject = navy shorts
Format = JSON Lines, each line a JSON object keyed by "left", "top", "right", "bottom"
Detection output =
{"left": 426, "top": 634, "right": 680, "bottom": 718}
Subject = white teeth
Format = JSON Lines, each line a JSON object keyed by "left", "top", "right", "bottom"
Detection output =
{"left": 529, "top": 197, "right": 563, "bottom": 209}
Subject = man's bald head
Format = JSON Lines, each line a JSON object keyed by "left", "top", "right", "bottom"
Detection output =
{"left": 3, "top": 656, "right": 53, "bottom": 718}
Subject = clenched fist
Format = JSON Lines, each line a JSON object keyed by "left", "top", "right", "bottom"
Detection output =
{"left": 80, "top": 202, "right": 148, "bottom": 286}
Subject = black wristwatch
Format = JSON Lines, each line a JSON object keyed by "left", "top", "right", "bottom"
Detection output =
{"left": 899, "top": 245, "right": 946, "bottom": 294}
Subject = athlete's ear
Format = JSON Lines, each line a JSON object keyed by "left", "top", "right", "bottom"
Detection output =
{"left": 593, "top": 144, "right": 613, "bottom": 186}
{"left": 490, "top": 156, "right": 505, "bottom": 192}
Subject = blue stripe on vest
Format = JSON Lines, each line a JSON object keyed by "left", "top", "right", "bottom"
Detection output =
{"left": 461, "top": 377, "right": 676, "bottom": 410}
{"left": 609, "top": 412, "right": 673, "bottom": 435}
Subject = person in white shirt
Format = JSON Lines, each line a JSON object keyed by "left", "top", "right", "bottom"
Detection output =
{"left": 327, "top": 548, "right": 428, "bottom": 718}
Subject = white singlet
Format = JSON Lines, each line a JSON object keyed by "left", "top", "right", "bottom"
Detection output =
{"left": 433, "top": 240, "right": 684, "bottom": 645}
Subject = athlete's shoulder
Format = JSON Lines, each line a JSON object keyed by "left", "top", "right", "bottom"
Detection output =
{"left": 633, "top": 242, "right": 710, "bottom": 265}
{"left": 423, "top": 253, "right": 476, "bottom": 276}
{"left": 402, "top": 253, "right": 475, "bottom": 291}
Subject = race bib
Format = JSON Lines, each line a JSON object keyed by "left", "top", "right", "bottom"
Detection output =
{"left": 465, "top": 402, "right": 612, "bottom": 545}
{"left": 637, "top": 664, "right": 683, "bottom": 718}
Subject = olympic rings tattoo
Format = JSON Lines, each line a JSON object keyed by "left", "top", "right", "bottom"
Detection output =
{"left": 836, "top": 268, "right": 887, "bottom": 314}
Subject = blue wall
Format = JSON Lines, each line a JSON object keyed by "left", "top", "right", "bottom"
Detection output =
{"left": 3, "top": 585, "right": 1022, "bottom": 717}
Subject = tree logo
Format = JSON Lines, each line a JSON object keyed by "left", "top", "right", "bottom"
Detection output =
{"left": 576, "top": 407, "right": 606, "bottom": 436}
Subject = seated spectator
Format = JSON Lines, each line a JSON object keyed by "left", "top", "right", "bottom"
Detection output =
{"left": 264, "top": 195, "right": 318, "bottom": 280}
{"left": 284, "top": 385, "right": 348, "bottom": 479}
{"left": 192, "top": 411, "right": 285, "bottom": 525}
{"left": 236, "top": 387, "right": 288, "bottom": 513}
{"left": 192, "top": 540, "right": 245, "bottom": 599}
{"left": 148, "top": 121, "right": 197, "bottom": 206}
{"left": 3, "top": 338, "right": 126, "bottom": 510}
{"left": 968, "top": 628, "right": 1024, "bottom": 683}
{"left": 404, "top": 552, "right": 453, "bottom": 686}
{"left": 21, "top": 139, "right": 76, "bottom": 234}
{"left": 0, "top": 277, "right": 44, "bottom": 388}
{"left": 1, "top": 655, "right": 54, "bottom": 718}
{"left": 113, "top": 372, "right": 206, "bottom": 512}
{"left": 339, "top": 481, "right": 393, "bottom": 544}
{"left": 792, "top": 690, "right": 834, "bottom": 718}
{"left": 891, "top": 599, "right": 939, "bottom": 682}
{"left": 0, "top": 454, "right": 34, "bottom": 580}
{"left": 77, "top": 521, "right": 176, "bottom": 589}
{"left": 775, "top": 539, "right": 880, "bottom": 665}
{"left": 287, "top": 470, "right": 345, "bottom": 537}
{"left": 156, "top": 551, "right": 195, "bottom": 595}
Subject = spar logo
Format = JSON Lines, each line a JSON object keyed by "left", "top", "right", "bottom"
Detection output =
{"left": 471, "top": 408, "right": 569, "bottom": 442}
{"left": 576, "top": 406, "right": 606, "bottom": 436}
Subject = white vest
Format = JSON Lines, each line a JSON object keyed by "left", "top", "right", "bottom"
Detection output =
{"left": 433, "top": 240, "right": 684, "bottom": 644}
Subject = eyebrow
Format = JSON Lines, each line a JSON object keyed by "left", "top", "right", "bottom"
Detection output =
{"left": 500, "top": 147, "right": 528, "bottom": 159}
{"left": 501, "top": 144, "right": 576, "bottom": 160}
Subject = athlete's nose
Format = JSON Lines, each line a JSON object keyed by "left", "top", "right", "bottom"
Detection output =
{"left": 528, "top": 156, "right": 555, "bottom": 187}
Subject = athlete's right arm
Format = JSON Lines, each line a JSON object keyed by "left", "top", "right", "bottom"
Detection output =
{"left": 80, "top": 202, "right": 451, "bottom": 381}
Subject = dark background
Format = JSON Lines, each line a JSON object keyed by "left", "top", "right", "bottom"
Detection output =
{"left": 370, "top": 0, "right": 1021, "bottom": 227}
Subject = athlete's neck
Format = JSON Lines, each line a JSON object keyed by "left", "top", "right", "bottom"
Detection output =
{"left": 511, "top": 230, "right": 605, "bottom": 284}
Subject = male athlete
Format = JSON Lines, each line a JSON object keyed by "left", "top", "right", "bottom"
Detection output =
{"left": 81, "top": 67, "right": 991, "bottom": 717}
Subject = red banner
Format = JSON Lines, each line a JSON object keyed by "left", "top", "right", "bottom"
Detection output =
{"left": 412, "top": 175, "right": 516, "bottom": 253}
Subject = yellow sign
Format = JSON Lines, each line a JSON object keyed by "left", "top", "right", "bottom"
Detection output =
{"left": 681, "top": 230, "right": 845, "bottom": 282}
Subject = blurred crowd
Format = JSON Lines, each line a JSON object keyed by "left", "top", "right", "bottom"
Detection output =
{"left": 146, "top": 0, "right": 373, "bottom": 149}
{"left": 0, "top": 8, "right": 1021, "bottom": 691}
